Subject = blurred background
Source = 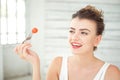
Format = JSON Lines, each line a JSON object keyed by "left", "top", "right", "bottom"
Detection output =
{"left": 0, "top": 0, "right": 120, "bottom": 80}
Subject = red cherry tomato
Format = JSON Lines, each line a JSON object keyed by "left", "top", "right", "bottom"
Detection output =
{"left": 32, "top": 27, "right": 38, "bottom": 34}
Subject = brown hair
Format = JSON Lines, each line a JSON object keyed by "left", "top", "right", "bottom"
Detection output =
{"left": 72, "top": 5, "right": 105, "bottom": 50}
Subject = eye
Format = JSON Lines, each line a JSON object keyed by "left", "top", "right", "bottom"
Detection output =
{"left": 69, "top": 30, "right": 75, "bottom": 34}
{"left": 81, "top": 32, "right": 88, "bottom": 35}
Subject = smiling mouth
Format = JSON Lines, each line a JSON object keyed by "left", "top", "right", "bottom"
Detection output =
{"left": 71, "top": 42, "right": 82, "bottom": 49}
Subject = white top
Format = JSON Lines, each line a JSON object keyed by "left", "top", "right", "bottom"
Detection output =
{"left": 59, "top": 56, "right": 110, "bottom": 80}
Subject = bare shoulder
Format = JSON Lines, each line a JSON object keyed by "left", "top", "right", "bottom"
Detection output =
{"left": 105, "top": 64, "right": 120, "bottom": 80}
{"left": 52, "top": 56, "right": 63, "bottom": 65}
{"left": 48, "top": 56, "right": 63, "bottom": 71}
{"left": 46, "top": 56, "right": 63, "bottom": 80}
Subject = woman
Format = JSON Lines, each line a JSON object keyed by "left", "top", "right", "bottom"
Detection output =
{"left": 14, "top": 5, "right": 120, "bottom": 80}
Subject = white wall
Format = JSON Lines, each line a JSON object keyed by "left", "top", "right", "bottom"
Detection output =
{"left": 0, "top": 1, "right": 3, "bottom": 79}
{"left": 0, "top": 46, "right": 3, "bottom": 80}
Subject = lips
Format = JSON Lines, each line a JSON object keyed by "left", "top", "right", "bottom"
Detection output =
{"left": 71, "top": 42, "right": 82, "bottom": 49}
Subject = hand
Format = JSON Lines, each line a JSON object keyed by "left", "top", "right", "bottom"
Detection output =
{"left": 14, "top": 42, "right": 40, "bottom": 65}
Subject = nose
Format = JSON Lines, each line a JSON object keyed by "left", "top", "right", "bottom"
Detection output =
{"left": 72, "top": 33, "right": 80, "bottom": 41}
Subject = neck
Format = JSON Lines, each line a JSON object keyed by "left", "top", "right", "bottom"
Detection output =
{"left": 71, "top": 52, "right": 98, "bottom": 67}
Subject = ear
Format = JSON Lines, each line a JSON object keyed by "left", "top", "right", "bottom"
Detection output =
{"left": 94, "top": 35, "right": 102, "bottom": 47}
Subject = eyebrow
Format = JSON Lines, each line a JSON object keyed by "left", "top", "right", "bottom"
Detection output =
{"left": 70, "top": 27, "right": 91, "bottom": 32}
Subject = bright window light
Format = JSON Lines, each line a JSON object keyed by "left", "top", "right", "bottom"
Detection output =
{"left": 0, "top": 0, "right": 25, "bottom": 45}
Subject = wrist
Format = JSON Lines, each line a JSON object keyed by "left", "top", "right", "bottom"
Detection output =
{"left": 32, "top": 58, "right": 40, "bottom": 67}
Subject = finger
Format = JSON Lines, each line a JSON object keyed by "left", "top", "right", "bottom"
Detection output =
{"left": 14, "top": 46, "right": 17, "bottom": 53}
{"left": 19, "top": 53, "right": 24, "bottom": 59}
{"left": 19, "top": 43, "right": 31, "bottom": 54}
{"left": 17, "top": 44, "right": 23, "bottom": 55}
{"left": 14, "top": 44, "right": 21, "bottom": 54}
{"left": 22, "top": 45, "right": 32, "bottom": 57}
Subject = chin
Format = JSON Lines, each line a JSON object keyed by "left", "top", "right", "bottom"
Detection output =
{"left": 72, "top": 50, "right": 82, "bottom": 55}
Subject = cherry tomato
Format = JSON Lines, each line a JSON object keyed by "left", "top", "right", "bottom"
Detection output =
{"left": 32, "top": 27, "right": 38, "bottom": 33}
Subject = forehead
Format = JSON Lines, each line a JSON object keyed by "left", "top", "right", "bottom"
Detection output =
{"left": 70, "top": 18, "right": 97, "bottom": 30}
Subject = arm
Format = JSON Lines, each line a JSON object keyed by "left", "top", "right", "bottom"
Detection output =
{"left": 32, "top": 58, "right": 41, "bottom": 80}
{"left": 14, "top": 43, "right": 41, "bottom": 80}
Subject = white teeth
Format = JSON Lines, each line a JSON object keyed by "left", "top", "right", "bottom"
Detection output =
{"left": 73, "top": 44, "right": 79, "bottom": 46}
{"left": 72, "top": 43, "right": 80, "bottom": 46}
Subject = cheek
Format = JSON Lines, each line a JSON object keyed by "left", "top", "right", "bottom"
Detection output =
{"left": 90, "top": 38, "right": 97, "bottom": 46}
{"left": 83, "top": 37, "right": 95, "bottom": 45}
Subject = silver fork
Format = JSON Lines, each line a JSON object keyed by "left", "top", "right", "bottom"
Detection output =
{"left": 22, "top": 32, "right": 32, "bottom": 44}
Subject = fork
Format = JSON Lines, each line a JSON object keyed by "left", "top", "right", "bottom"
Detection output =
{"left": 22, "top": 32, "right": 32, "bottom": 44}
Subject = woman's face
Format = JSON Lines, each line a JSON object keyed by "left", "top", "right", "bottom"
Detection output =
{"left": 68, "top": 17, "right": 101, "bottom": 55}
